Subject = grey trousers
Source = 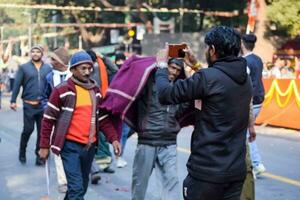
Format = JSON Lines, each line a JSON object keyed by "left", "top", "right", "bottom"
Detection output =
{"left": 132, "top": 144, "right": 180, "bottom": 200}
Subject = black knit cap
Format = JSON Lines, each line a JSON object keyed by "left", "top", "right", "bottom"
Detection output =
{"left": 242, "top": 34, "right": 257, "bottom": 43}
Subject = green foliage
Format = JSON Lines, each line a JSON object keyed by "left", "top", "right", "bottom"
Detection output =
{"left": 267, "top": 0, "right": 300, "bottom": 37}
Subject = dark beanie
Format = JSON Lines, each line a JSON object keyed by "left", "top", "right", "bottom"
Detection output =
{"left": 86, "top": 50, "right": 97, "bottom": 62}
{"left": 168, "top": 58, "right": 184, "bottom": 69}
{"left": 70, "top": 51, "right": 93, "bottom": 69}
{"left": 242, "top": 34, "right": 257, "bottom": 43}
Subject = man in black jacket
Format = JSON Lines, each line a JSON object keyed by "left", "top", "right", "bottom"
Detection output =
{"left": 156, "top": 26, "right": 253, "bottom": 200}
{"left": 132, "top": 58, "right": 188, "bottom": 200}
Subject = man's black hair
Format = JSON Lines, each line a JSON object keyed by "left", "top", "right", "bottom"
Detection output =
{"left": 204, "top": 26, "right": 241, "bottom": 58}
{"left": 86, "top": 50, "right": 97, "bottom": 62}
{"left": 115, "top": 52, "right": 126, "bottom": 61}
{"left": 242, "top": 34, "right": 257, "bottom": 51}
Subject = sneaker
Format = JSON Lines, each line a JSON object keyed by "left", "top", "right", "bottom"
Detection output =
{"left": 19, "top": 149, "right": 26, "bottom": 164}
{"left": 253, "top": 163, "right": 266, "bottom": 176}
{"left": 91, "top": 172, "right": 101, "bottom": 185}
{"left": 19, "top": 154, "right": 26, "bottom": 164}
{"left": 58, "top": 184, "right": 67, "bottom": 193}
{"left": 102, "top": 166, "right": 115, "bottom": 173}
{"left": 116, "top": 157, "right": 127, "bottom": 168}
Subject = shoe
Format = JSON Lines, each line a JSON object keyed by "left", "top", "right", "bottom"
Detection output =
{"left": 91, "top": 172, "right": 101, "bottom": 185}
{"left": 35, "top": 156, "right": 45, "bottom": 166}
{"left": 58, "top": 184, "right": 68, "bottom": 193}
{"left": 116, "top": 157, "right": 127, "bottom": 168}
{"left": 95, "top": 156, "right": 112, "bottom": 165}
{"left": 253, "top": 163, "right": 266, "bottom": 176}
{"left": 102, "top": 167, "right": 115, "bottom": 173}
{"left": 19, "top": 149, "right": 26, "bottom": 164}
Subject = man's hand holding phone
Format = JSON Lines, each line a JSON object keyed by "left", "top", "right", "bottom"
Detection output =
{"left": 156, "top": 43, "right": 169, "bottom": 68}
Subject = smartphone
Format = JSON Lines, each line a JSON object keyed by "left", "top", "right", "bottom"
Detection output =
{"left": 168, "top": 44, "right": 187, "bottom": 58}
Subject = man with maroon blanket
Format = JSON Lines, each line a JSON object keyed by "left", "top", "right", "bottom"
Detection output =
{"left": 39, "top": 51, "right": 121, "bottom": 200}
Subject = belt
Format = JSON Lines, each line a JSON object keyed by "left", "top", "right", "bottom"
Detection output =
{"left": 24, "top": 100, "right": 40, "bottom": 105}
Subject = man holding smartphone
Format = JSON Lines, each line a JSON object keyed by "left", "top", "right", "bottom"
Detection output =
{"left": 156, "top": 26, "right": 252, "bottom": 200}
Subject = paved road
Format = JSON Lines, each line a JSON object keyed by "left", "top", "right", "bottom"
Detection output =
{"left": 0, "top": 95, "right": 300, "bottom": 200}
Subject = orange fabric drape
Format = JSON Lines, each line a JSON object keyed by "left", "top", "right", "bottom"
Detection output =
{"left": 256, "top": 78, "right": 300, "bottom": 130}
{"left": 96, "top": 56, "right": 109, "bottom": 96}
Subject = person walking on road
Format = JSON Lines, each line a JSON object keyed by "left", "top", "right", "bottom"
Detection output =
{"left": 87, "top": 50, "right": 118, "bottom": 175}
{"left": 155, "top": 26, "right": 253, "bottom": 200}
{"left": 39, "top": 51, "right": 121, "bottom": 200}
{"left": 41, "top": 47, "right": 70, "bottom": 193}
{"left": 241, "top": 33, "right": 266, "bottom": 177}
{"left": 132, "top": 58, "right": 190, "bottom": 200}
{"left": 10, "top": 45, "right": 52, "bottom": 166}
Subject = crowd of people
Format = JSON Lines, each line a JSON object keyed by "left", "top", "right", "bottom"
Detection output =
{"left": 0, "top": 25, "right": 278, "bottom": 200}
{"left": 262, "top": 58, "right": 300, "bottom": 79}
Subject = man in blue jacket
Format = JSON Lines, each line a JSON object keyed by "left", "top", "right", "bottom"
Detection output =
{"left": 241, "top": 34, "right": 266, "bottom": 177}
{"left": 156, "top": 26, "right": 253, "bottom": 200}
{"left": 10, "top": 45, "right": 52, "bottom": 166}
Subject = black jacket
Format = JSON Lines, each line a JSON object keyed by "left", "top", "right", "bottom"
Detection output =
{"left": 137, "top": 73, "right": 189, "bottom": 146}
{"left": 11, "top": 61, "right": 52, "bottom": 103}
{"left": 156, "top": 56, "right": 252, "bottom": 183}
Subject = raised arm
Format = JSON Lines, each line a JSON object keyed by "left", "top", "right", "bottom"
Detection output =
{"left": 155, "top": 68, "right": 207, "bottom": 105}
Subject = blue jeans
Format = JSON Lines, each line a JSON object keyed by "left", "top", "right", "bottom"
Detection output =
{"left": 61, "top": 140, "right": 95, "bottom": 200}
{"left": 120, "top": 123, "right": 131, "bottom": 156}
{"left": 248, "top": 104, "right": 263, "bottom": 167}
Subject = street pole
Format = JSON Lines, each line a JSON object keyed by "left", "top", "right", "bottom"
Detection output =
{"left": 28, "top": 13, "right": 32, "bottom": 50}
{"left": 78, "top": 35, "right": 82, "bottom": 50}
{"left": 52, "top": 0, "right": 58, "bottom": 48}
{"left": 180, "top": 0, "right": 184, "bottom": 33}
{"left": 0, "top": 26, "right": 3, "bottom": 42}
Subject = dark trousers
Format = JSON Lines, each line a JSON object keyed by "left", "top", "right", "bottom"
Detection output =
{"left": 61, "top": 140, "right": 95, "bottom": 200}
{"left": 20, "top": 103, "right": 43, "bottom": 156}
{"left": 183, "top": 174, "right": 244, "bottom": 200}
{"left": 9, "top": 78, "right": 14, "bottom": 92}
{"left": 95, "top": 132, "right": 112, "bottom": 159}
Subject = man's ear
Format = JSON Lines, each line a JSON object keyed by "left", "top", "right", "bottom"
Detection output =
{"left": 210, "top": 45, "right": 216, "bottom": 55}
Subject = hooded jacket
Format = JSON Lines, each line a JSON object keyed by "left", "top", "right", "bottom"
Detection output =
{"left": 156, "top": 56, "right": 252, "bottom": 183}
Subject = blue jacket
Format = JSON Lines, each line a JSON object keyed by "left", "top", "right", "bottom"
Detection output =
{"left": 245, "top": 53, "right": 265, "bottom": 105}
{"left": 41, "top": 71, "right": 55, "bottom": 108}
{"left": 11, "top": 60, "right": 52, "bottom": 103}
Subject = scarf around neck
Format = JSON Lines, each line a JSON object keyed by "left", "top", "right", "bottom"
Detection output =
{"left": 53, "top": 69, "right": 70, "bottom": 87}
